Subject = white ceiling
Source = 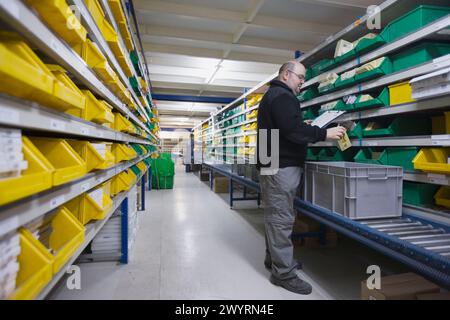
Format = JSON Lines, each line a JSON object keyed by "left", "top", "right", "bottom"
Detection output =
{"left": 135, "top": 0, "right": 383, "bottom": 127}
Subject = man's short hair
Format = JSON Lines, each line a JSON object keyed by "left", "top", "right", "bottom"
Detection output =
{"left": 278, "top": 61, "right": 296, "bottom": 76}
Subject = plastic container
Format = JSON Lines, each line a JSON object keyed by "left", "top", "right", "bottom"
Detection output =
{"left": 413, "top": 148, "right": 450, "bottom": 174}
{"left": 354, "top": 147, "right": 418, "bottom": 171}
{"left": 46, "top": 64, "right": 86, "bottom": 111}
{"left": 311, "top": 59, "right": 336, "bottom": 77}
{"left": 114, "top": 113, "right": 134, "bottom": 133}
{"left": 111, "top": 171, "right": 133, "bottom": 195}
{"left": 108, "top": 0, "right": 127, "bottom": 24}
{"left": 9, "top": 229, "right": 53, "bottom": 300}
{"left": 403, "top": 182, "right": 439, "bottom": 207}
{"left": 317, "top": 147, "right": 355, "bottom": 161}
{"left": 25, "top": 0, "right": 87, "bottom": 45}
{"left": 112, "top": 143, "right": 137, "bottom": 163}
{"left": 130, "top": 165, "right": 141, "bottom": 177}
{"left": 67, "top": 140, "right": 105, "bottom": 172}
{"left": 392, "top": 42, "right": 450, "bottom": 72}
{"left": 362, "top": 117, "right": 431, "bottom": 137}
{"left": 47, "top": 206, "right": 85, "bottom": 273}
{"left": 153, "top": 175, "right": 174, "bottom": 189}
{"left": 297, "top": 88, "right": 318, "bottom": 102}
{"left": 334, "top": 49, "right": 356, "bottom": 65}
{"left": 380, "top": 5, "right": 450, "bottom": 43}
{"left": 434, "top": 186, "right": 450, "bottom": 208}
{"left": 334, "top": 74, "right": 356, "bottom": 90}
{"left": 0, "top": 137, "right": 53, "bottom": 206}
{"left": 66, "top": 90, "right": 114, "bottom": 125}
{"left": 137, "top": 161, "right": 147, "bottom": 173}
{"left": 30, "top": 138, "right": 87, "bottom": 186}
{"left": 348, "top": 122, "right": 364, "bottom": 139}
{"left": 304, "top": 162, "right": 403, "bottom": 219}
{"left": 354, "top": 34, "right": 386, "bottom": 55}
{"left": 306, "top": 148, "right": 322, "bottom": 161}
{"left": 432, "top": 112, "right": 450, "bottom": 134}
{"left": 354, "top": 87, "right": 390, "bottom": 109}
{"left": 72, "top": 39, "right": 117, "bottom": 83}
{"left": 65, "top": 190, "right": 113, "bottom": 225}
{"left": 355, "top": 57, "right": 393, "bottom": 83}
{"left": 302, "top": 108, "right": 318, "bottom": 120}
{"left": 85, "top": 0, "right": 105, "bottom": 27}
{"left": 388, "top": 81, "right": 415, "bottom": 106}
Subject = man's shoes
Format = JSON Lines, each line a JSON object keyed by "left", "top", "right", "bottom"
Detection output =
{"left": 269, "top": 275, "right": 312, "bottom": 295}
{"left": 264, "top": 258, "right": 303, "bottom": 270}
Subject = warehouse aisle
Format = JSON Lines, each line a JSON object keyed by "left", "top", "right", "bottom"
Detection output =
{"left": 49, "top": 164, "right": 409, "bottom": 300}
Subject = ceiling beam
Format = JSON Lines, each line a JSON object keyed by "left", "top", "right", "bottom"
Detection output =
{"left": 143, "top": 43, "right": 288, "bottom": 64}
{"left": 293, "top": 0, "right": 369, "bottom": 9}
{"left": 134, "top": 0, "right": 340, "bottom": 35}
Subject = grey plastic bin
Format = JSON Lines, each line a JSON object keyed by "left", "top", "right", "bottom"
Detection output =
{"left": 304, "top": 162, "right": 403, "bottom": 220}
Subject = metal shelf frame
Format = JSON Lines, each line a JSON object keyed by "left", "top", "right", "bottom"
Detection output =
{"left": 36, "top": 168, "right": 149, "bottom": 300}
{"left": 214, "top": 105, "right": 260, "bottom": 128}
{"left": 0, "top": 95, "right": 155, "bottom": 145}
{"left": 311, "top": 135, "right": 450, "bottom": 147}
{"left": 0, "top": 0, "right": 152, "bottom": 137}
{"left": 0, "top": 154, "right": 151, "bottom": 238}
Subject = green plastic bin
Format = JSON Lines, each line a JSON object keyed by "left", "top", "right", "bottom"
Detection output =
{"left": 354, "top": 147, "right": 418, "bottom": 171}
{"left": 355, "top": 57, "right": 393, "bottom": 83}
{"left": 348, "top": 122, "right": 364, "bottom": 139}
{"left": 317, "top": 147, "right": 355, "bottom": 161}
{"left": 380, "top": 5, "right": 450, "bottom": 43}
{"left": 334, "top": 75, "right": 356, "bottom": 90}
{"left": 355, "top": 35, "right": 386, "bottom": 55}
{"left": 334, "top": 99, "right": 354, "bottom": 112}
{"left": 152, "top": 175, "right": 174, "bottom": 189}
{"left": 130, "top": 165, "right": 141, "bottom": 176}
{"left": 311, "top": 59, "right": 336, "bottom": 77}
{"left": 392, "top": 42, "right": 450, "bottom": 72}
{"left": 363, "top": 118, "right": 431, "bottom": 137}
{"left": 334, "top": 49, "right": 357, "bottom": 64}
{"left": 318, "top": 83, "right": 336, "bottom": 94}
{"left": 131, "top": 144, "right": 144, "bottom": 156}
{"left": 302, "top": 107, "right": 318, "bottom": 120}
{"left": 354, "top": 87, "right": 390, "bottom": 110}
{"left": 297, "top": 87, "right": 318, "bottom": 102}
{"left": 403, "top": 181, "right": 439, "bottom": 207}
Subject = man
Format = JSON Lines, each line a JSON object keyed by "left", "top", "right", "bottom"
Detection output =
{"left": 257, "top": 60, "right": 346, "bottom": 295}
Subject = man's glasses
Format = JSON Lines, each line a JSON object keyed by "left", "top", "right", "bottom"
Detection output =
{"left": 287, "top": 70, "right": 305, "bottom": 81}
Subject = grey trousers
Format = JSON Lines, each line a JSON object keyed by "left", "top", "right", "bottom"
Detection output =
{"left": 260, "top": 166, "right": 302, "bottom": 280}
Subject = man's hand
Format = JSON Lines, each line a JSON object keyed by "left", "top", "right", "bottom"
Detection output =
{"left": 326, "top": 126, "right": 346, "bottom": 140}
{"left": 304, "top": 120, "right": 313, "bottom": 125}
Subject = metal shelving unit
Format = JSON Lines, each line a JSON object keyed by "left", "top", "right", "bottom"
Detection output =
{"left": 311, "top": 135, "right": 450, "bottom": 147}
{"left": 0, "top": 0, "right": 158, "bottom": 300}
{"left": 0, "top": 0, "right": 154, "bottom": 137}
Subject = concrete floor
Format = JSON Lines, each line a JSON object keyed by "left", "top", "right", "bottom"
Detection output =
{"left": 49, "top": 164, "right": 411, "bottom": 300}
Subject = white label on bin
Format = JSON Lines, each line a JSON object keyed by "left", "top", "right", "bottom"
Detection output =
{"left": 366, "top": 141, "right": 378, "bottom": 146}
{"left": 50, "top": 120, "right": 66, "bottom": 131}
{"left": 50, "top": 195, "right": 65, "bottom": 209}
{"left": 81, "top": 182, "right": 90, "bottom": 192}
{"left": 0, "top": 107, "right": 20, "bottom": 124}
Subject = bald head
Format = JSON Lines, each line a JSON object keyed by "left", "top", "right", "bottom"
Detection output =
{"left": 278, "top": 60, "right": 306, "bottom": 94}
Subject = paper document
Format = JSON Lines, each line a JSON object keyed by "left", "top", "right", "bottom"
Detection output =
{"left": 311, "top": 110, "right": 346, "bottom": 128}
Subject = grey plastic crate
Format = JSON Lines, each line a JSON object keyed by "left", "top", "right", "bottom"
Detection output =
{"left": 304, "top": 162, "right": 403, "bottom": 220}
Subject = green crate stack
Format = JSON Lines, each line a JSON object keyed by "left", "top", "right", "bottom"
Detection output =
{"left": 151, "top": 152, "right": 175, "bottom": 189}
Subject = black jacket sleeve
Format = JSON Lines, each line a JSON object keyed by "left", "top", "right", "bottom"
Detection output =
{"left": 270, "top": 93, "right": 327, "bottom": 145}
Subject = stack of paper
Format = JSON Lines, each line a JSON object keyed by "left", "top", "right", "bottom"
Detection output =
{"left": 0, "top": 232, "right": 21, "bottom": 299}
{"left": 335, "top": 39, "right": 354, "bottom": 58}
{"left": 320, "top": 100, "right": 339, "bottom": 113}
{"left": 318, "top": 73, "right": 338, "bottom": 90}
{"left": 24, "top": 213, "right": 56, "bottom": 251}
{"left": 352, "top": 33, "right": 378, "bottom": 48}
{"left": 0, "top": 129, "right": 28, "bottom": 180}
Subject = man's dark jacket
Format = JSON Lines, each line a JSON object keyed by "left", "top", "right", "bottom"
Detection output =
{"left": 257, "top": 80, "right": 327, "bottom": 169}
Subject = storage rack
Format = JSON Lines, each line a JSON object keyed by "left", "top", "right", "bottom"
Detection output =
{"left": 194, "top": 0, "right": 450, "bottom": 287}
{"left": 0, "top": 0, "right": 158, "bottom": 300}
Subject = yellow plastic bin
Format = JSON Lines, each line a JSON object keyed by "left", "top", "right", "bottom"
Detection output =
{"left": 388, "top": 81, "right": 415, "bottom": 106}
{"left": 432, "top": 112, "right": 450, "bottom": 134}
{"left": 36, "top": 206, "right": 85, "bottom": 274}
{"left": 67, "top": 140, "right": 105, "bottom": 172}
{"left": 111, "top": 171, "right": 133, "bottom": 195}
{"left": 25, "top": 0, "right": 87, "bottom": 45}
{"left": 242, "top": 122, "right": 257, "bottom": 131}
{"left": 72, "top": 39, "right": 117, "bottom": 83}
{"left": 30, "top": 138, "right": 87, "bottom": 186}
{"left": 112, "top": 143, "right": 137, "bottom": 163}
{"left": 137, "top": 161, "right": 147, "bottom": 173}
{"left": 84, "top": 0, "right": 105, "bottom": 28}
{"left": 119, "top": 21, "right": 134, "bottom": 51}
{"left": 0, "top": 33, "right": 55, "bottom": 106}
{"left": 434, "top": 187, "right": 450, "bottom": 209}
{"left": 97, "top": 144, "right": 116, "bottom": 169}
{"left": 46, "top": 64, "right": 86, "bottom": 112}
{"left": 65, "top": 189, "right": 113, "bottom": 225}
{"left": 67, "top": 90, "right": 114, "bottom": 125}
{"left": 9, "top": 229, "right": 53, "bottom": 300}
{"left": 114, "top": 113, "right": 134, "bottom": 133}
{"left": 413, "top": 148, "right": 450, "bottom": 174}
{"left": 0, "top": 137, "right": 53, "bottom": 206}
{"left": 108, "top": 0, "right": 127, "bottom": 24}
{"left": 100, "top": 179, "right": 112, "bottom": 198}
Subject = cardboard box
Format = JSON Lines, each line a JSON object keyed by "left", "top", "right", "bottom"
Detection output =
{"left": 292, "top": 216, "right": 338, "bottom": 248}
{"left": 213, "top": 177, "right": 229, "bottom": 193}
{"left": 361, "top": 272, "right": 440, "bottom": 300}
